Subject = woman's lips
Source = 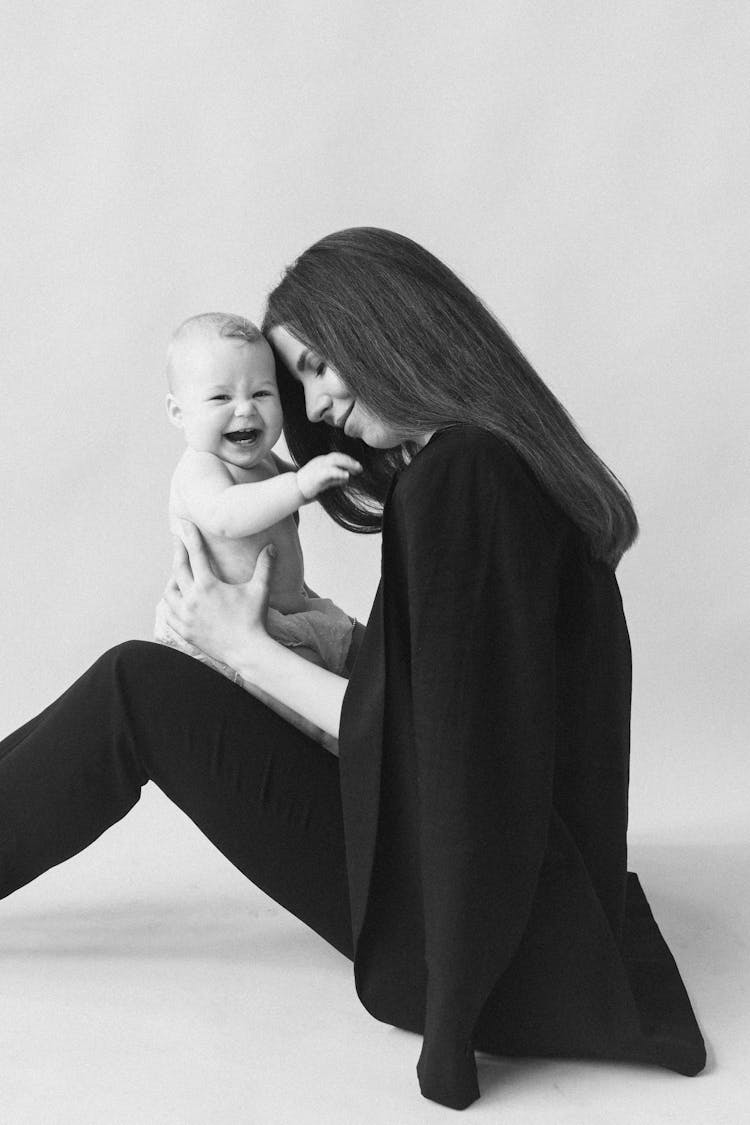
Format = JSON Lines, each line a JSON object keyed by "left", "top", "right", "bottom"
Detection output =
{"left": 341, "top": 404, "right": 355, "bottom": 436}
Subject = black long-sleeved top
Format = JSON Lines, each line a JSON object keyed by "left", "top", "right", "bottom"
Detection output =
{"left": 339, "top": 425, "right": 705, "bottom": 1110}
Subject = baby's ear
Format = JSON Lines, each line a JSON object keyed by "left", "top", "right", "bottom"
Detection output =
{"left": 165, "top": 393, "right": 183, "bottom": 429}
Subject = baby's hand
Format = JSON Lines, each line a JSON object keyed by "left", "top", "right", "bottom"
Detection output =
{"left": 296, "top": 453, "right": 363, "bottom": 501}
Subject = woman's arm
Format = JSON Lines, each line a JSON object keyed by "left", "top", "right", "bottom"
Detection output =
{"left": 389, "top": 430, "right": 563, "bottom": 1107}
{"left": 162, "top": 522, "right": 348, "bottom": 742}
{"left": 237, "top": 635, "right": 349, "bottom": 743}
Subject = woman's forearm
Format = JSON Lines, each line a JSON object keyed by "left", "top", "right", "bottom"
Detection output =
{"left": 235, "top": 636, "right": 348, "bottom": 741}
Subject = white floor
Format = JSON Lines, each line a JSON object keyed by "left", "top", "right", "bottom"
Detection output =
{"left": 2, "top": 786, "right": 747, "bottom": 1125}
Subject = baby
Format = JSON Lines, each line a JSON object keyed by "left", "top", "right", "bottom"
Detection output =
{"left": 154, "top": 312, "right": 361, "bottom": 746}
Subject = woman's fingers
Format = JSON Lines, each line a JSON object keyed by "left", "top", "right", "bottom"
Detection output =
{"left": 171, "top": 538, "right": 193, "bottom": 595}
{"left": 177, "top": 520, "right": 214, "bottom": 586}
{"left": 251, "top": 543, "right": 276, "bottom": 597}
{"left": 248, "top": 543, "right": 276, "bottom": 621}
{"left": 163, "top": 576, "right": 182, "bottom": 610}
{"left": 162, "top": 576, "right": 191, "bottom": 640}
{"left": 163, "top": 605, "right": 191, "bottom": 644}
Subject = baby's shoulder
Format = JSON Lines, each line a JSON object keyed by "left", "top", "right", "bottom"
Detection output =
{"left": 173, "top": 448, "right": 233, "bottom": 486}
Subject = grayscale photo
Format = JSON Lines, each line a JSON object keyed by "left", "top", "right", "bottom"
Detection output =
{"left": 1, "top": 3, "right": 747, "bottom": 1122}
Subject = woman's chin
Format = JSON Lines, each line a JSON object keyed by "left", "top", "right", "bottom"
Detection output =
{"left": 356, "top": 426, "right": 403, "bottom": 449}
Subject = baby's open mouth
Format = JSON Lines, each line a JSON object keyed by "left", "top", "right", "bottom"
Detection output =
{"left": 225, "top": 429, "right": 260, "bottom": 445}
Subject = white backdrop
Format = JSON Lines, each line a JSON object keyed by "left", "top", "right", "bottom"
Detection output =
{"left": 1, "top": 4, "right": 747, "bottom": 842}
{"left": 2, "top": 4, "right": 749, "bottom": 1122}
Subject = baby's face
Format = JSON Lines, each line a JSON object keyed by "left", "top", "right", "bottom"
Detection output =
{"left": 167, "top": 335, "right": 283, "bottom": 469}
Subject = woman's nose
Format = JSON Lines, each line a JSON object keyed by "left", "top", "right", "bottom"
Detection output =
{"left": 304, "top": 384, "right": 333, "bottom": 423}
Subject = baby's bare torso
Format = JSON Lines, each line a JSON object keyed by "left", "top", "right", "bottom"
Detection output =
{"left": 169, "top": 452, "right": 308, "bottom": 614}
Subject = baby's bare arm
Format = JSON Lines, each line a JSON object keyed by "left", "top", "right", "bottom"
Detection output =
{"left": 175, "top": 451, "right": 303, "bottom": 538}
{"left": 175, "top": 450, "right": 361, "bottom": 539}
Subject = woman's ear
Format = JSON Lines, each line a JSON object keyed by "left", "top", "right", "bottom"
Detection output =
{"left": 165, "top": 393, "right": 183, "bottom": 429}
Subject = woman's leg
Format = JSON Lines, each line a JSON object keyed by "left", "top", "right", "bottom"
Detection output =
{"left": 0, "top": 641, "right": 353, "bottom": 958}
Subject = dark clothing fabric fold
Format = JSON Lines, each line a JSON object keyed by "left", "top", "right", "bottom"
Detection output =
{"left": 339, "top": 425, "right": 705, "bottom": 1108}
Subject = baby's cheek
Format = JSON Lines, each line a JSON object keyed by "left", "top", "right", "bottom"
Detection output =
{"left": 267, "top": 404, "right": 285, "bottom": 439}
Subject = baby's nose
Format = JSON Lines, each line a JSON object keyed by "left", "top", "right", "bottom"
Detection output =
{"left": 234, "top": 400, "right": 256, "bottom": 416}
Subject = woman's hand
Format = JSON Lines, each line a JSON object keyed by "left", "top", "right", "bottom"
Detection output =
{"left": 162, "top": 520, "right": 275, "bottom": 674}
{"left": 164, "top": 518, "right": 350, "bottom": 744}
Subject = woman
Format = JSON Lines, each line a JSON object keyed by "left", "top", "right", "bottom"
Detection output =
{"left": 0, "top": 229, "right": 704, "bottom": 1110}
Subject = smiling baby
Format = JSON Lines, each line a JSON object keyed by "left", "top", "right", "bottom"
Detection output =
{"left": 154, "top": 312, "right": 361, "bottom": 744}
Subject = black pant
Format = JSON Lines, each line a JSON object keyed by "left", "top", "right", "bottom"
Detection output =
{"left": 0, "top": 641, "right": 354, "bottom": 959}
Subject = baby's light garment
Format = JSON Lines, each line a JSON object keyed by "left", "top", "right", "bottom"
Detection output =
{"left": 266, "top": 596, "right": 354, "bottom": 675}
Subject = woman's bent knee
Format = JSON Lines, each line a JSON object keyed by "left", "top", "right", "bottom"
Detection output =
{"left": 95, "top": 639, "right": 296, "bottom": 735}
{"left": 86, "top": 641, "right": 191, "bottom": 717}
{"left": 95, "top": 639, "right": 183, "bottom": 678}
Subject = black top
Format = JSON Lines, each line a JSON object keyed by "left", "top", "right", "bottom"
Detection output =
{"left": 339, "top": 425, "right": 705, "bottom": 1110}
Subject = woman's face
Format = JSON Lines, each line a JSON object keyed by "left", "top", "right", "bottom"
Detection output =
{"left": 268, "top": 325, "right": 433, "bottom": 450}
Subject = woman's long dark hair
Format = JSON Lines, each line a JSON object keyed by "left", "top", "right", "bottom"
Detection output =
{"left": 262, "top": 227, "right": 638, "bottom": 568}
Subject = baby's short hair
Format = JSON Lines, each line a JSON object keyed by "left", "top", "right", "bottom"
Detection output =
{"left": 166, "top": 312, "right": 263, "bottom": 390}
{"left": 172, "top": 311, "right": 262, "bottom": 346}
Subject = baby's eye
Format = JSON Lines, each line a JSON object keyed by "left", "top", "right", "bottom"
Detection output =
{"left": 210, "top": 394, "right": 230, "bottom": 401}
{"left": 253, "top": 390, "right": 272, "bottom": 398}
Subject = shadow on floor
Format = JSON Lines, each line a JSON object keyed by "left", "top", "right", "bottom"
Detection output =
{"left": 2, "top": 837, "right": 744, "bottom": 1075}
{"left": 0, "top": 892, "right": 347, "bottom": 967}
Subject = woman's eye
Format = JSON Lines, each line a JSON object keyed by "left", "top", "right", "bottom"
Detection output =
{"left": 315, "top": 362, "right": 326, "bottom": 377}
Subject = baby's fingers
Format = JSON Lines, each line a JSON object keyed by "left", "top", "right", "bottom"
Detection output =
{"left": 328, "top": 453, "right": 363, "bottom": 473}
{"left": 326, "top": 468, "right": 354, "bottom": 487}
